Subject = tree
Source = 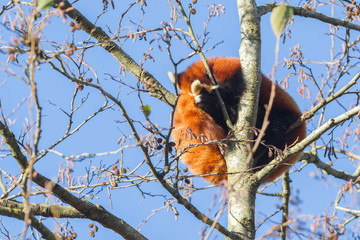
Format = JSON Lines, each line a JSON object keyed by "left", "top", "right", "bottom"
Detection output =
{"left": 0, "top": 0, "right": 360, "bottom": 239}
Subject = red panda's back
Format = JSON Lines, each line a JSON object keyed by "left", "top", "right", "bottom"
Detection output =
{"left": 177, "top": 58, "right": 242, "bottom": 94}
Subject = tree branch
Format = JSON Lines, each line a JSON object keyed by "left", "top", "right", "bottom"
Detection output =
{"left": 0, "top": 199, "right": 85, "bottom": 218}
{"left": 302, "top": 152, "right": 360, "bottom": 181}
{"left": 258, "top": 3, "right": 360, "bottom": 32}
{"left": 289, "top": 70, "right": 360, "bottom": 133}
{"left": 0, "top": 205, "right": 57, "bottom": 240}
{"left": 280, "top": 172, "right": 290, "bottom": 240}
{"left": 0, "top": 120, "right": 148, "bottom": 240}
{"left": 52, "top": 0, "right": 176, "bottom": 106}
{"left": 257, "top": 105, "right": 360, "bottom": 181}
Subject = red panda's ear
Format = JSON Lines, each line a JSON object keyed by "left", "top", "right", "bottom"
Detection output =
{"left": 168, "top": 71, "right": 176, "bottom": 84}
{"left": 191, "top": 80, "right": 218, "bottom": 96}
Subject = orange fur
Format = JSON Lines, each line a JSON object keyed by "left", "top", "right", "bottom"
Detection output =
{"left": 172, "top": 57, "right": 306, "bottom": 184}
{"left": 172, "top": 94, "right": 228, "bottom": 183}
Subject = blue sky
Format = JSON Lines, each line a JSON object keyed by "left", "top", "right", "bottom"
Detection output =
{"left": 1, "top": 0, "right": 359, "bottom": 239}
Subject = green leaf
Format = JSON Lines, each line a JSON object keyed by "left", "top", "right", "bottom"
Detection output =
{"left": 37, "top": 0, "right": 54, "bottom": 9}
{"left": 141, "top": 105, "right": 151, "bottom": 118}
{"left": 270, "top": 5, "right": 294, "bottom": 38}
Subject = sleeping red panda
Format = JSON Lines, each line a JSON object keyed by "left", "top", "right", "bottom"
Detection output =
{"left": 171, "top": 57, "right": 306, "bottom": 184}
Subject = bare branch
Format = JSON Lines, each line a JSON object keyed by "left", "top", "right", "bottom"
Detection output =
{"left": 280, "top": 172, "right": 290, "bottom": 240}
{"left": 52, "top": 0, "right": 176, "bottom": 106}
{"left": 289, "top": 70, "right": 360, "bottom": 133}
{"left": 259, "top": 4, "right": 360, "bottom": 32}
{"left": 0, "top": 205, "right": 57, "bottom": 240}
{"left": 302, "top": 152, "right": 360, "bottom": 181}
{"left": 257, "top": 105, "right": 360, "bottom": 181}
{"left": 0, "top": 120, "right": 149, "bottom": 240}
{"left": 0, "top": 199, "right": 85, "bottom": 218}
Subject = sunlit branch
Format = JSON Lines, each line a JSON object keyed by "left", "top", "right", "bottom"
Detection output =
{"left": 0, "top": 199, "right": 85, "bottom": 218}
{"left": 258, "top": 4, "right": 360, "bottom": 32}
{"left": 255, "top": 208, "right": 282, "bottom": 231}
{"left": 34, "top": 63, "right": 112, "bottom": 161}
{"left": 315, "top": 145, "right": 360, "bottom": 161}
{"left": 47, "top": 144, "right": 138, "bottom": 161}
{"left": 204, "top": 200, "right": 228, "bottom": 240}
{"left": 52, "top": 0, "right": 175, "bottom": 106}
{"left": 280, "top": 172, "right": 290, "bottom": 240}
{"left": 333, "top": 184, "right": 360, "bottom": 234}
{"left": 0, "top": 120, "right": 149, "bottom": 240}
{"left": 0, "top": 172, "right": 24, "bottom": 199}
{"left": 336, "top": 206, "right": 360, "bottom": 216}
{"left": 257, "top": 104, "right": 360, "bottom": 181}
{"left": 288, "top": 70, "right": 360, "bottom": 133}
{"left": 0, "top": 205, "right": 57, "bottom": 240}
{"left": 301, "top": 152, "right": 360, "bottom": 181}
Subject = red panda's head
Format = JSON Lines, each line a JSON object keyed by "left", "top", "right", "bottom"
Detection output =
{"left": 168, "top": 57, "right": 242, "bottom": 95}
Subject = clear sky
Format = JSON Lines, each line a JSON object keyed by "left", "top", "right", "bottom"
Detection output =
{"left": 0, "top": 0, "right": 359, "bottom": 239}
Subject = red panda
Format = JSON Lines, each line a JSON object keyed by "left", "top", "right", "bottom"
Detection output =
{"left": 171, "top": 57, "right": 306, "bottom": 184}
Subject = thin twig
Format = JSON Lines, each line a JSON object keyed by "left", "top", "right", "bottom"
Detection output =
{"left": 280, "top": 172, "right": 290, "bottom": 240}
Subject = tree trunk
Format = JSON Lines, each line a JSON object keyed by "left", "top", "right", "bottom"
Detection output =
{"left": 226, "top": 0, "right": 262, "bottom": 238}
